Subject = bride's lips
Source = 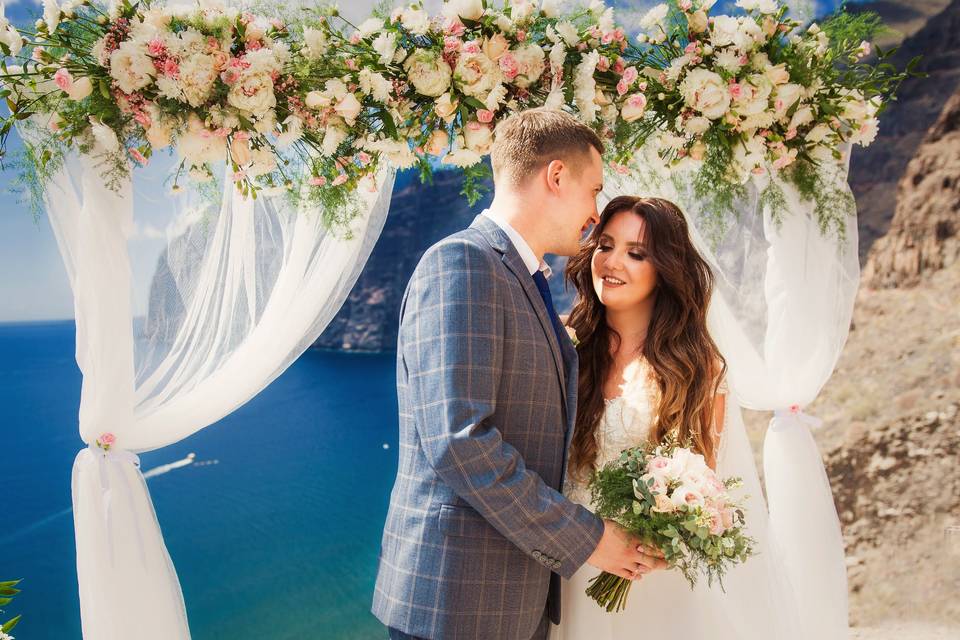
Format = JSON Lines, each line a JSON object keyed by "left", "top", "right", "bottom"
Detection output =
{"left": 601, "top": 275, "right": 626, "bottom": 287}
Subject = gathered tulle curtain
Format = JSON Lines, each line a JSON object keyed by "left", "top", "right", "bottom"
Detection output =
{"left": 43, "top": 150, "right": 395, "bottom": 639}
{"left": 602, "top": 145, "right": 856, "bottom": 639}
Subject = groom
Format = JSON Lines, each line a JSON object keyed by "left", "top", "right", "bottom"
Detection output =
{"left": 372, "top": 108, "right": 661, "bottom": 640}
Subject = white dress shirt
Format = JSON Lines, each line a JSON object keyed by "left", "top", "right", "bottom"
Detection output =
{"left": 481, "top": 209, "right": 552, "bottom": 278}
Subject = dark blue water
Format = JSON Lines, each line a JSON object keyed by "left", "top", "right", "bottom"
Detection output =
{"left": 0, "top": 320, "right": 399, "bottom": 639}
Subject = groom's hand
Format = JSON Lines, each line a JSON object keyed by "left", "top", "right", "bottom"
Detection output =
{"left": 586, "top": 520, "right": 669, "bottom": 580}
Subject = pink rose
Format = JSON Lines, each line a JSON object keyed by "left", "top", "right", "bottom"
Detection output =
{"left": 462, "top": 39, "right": 481, "bottom": 54}
{"left": 349, "top": 32, "right": 361, "bottom": 44}
{"left": 355, "top": 151, "right": 372, "bottom": 165}
{"left": 679, "top": 0, "right": 692, "bottom": 10}
{"left": 99, "top": 433, "right": 116, "bottom": 446}
{"left": 499, "top": 53, "right": 519, "bottom": 80}
{"left": 148, "top": 38, "right": 166, "bottom": 56}
{"left": 54, "top": 68, "right": 73, "bottom": 92}
{"left": 728, "top": 82, "right": 743, "bottom": 100}
{"left": 707, "top": 508, "right": 725, "bottom": 536}
{"left": 516, "top": 30, "right": 526, "bottom": 42}
{"left": 331, "top": 172, "right": 348, "bottom": 186}
{"left": 622, "top": 66, "right": 638, "bottom": 85}
{"left": 596, "top": 56, "right": 610, "bottom": 72}
{"left": 308, "top": 175, "right": 327, "bottom": 186}
{"left": 476, "top": 109, "right": 494, "bottom": 123}
{"left": 613, "top": 57, "right": 625, "bottom": 74}
{"left": 133, "top": 111, "right": 151, "bottom": 128}
{"left": 685, "top": 41, "right": 699, "bottom": 55}
{"left": 444, "top": 36, "right": 461, "bottom": 54}
{"left": 162, "top": 58, "right": 180, "bottom": 78}
{"left": 444, "top": 17, "right": 466, "bottom": 36}
{"left": 601, "top": 32, "right": 614, "bottom": 45}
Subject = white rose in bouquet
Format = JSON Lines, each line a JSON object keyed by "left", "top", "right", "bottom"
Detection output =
{"left": 359, "top": 68, "right": 393, "bottom": 103}
{"left": 405, "top": 49, "right": 453, "bottom": 97}
{"left": 787, "top": 105, "right": 814, "bottom": 131}
{"left": 66, "top": 76, "right": 93, "bottom": 101}
{"left": 772, "top": 83, "right": 803, "bottom": 118}
{"left": 680, "top": 68, "right": 730, "bottom": 120}
{"left": 683, "top": 115, "right": 711, "bottom": 135}
{"left": 709, "top": 15, "right": 740, "bottom": 48}
{"left": 109, "top": 40, "right": 156, "bottom": 94}
{"left": 335, "top": 93, "right": 363, "bottom": 125}
{"left": 805, "top": 122, "right": 833, "bottom": 143}
{"left": 435, "top": 92, "right": 459, "bottom": 123}
{"left": 43, "top": 0, "right": 61, "bottom": 34}
{"left": 454, "top": 50, "right": 500, "bottom": 98}
{"left": 639, "top": 3, "right": 668, "bottom": 32}
{"left": 447, "top": 0, "right": 484, "bottom": 22}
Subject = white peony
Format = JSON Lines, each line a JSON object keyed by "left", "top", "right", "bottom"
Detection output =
{"left": 372, "top": 31, "right": 397, "bottom": 65}
{"left": 109, "top": 40, "right": 156, "bottom": 94}
{"left": 177, "top": 122, "right": 226, "bottom": 166}
{"left": 180, "top": 54, "right": 220, "bottom": 107}
{"left": 405, "top": 49, "right": 453, "bottom": 97}
{"left": 680, "top": 68, "right": 730, "bottom": 120}
{"left": 227, "top": 71, "right": 276, "bottom": 116}
{"left": 510, "top": 43, "right": 545, "bottom": 88}
{"left": 454, "top": 50, "right": 500, "bottom": 99}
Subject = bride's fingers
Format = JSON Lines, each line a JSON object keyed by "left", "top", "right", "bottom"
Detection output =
{"left": 637, "top": 544, "right": 665, "bottom": 558}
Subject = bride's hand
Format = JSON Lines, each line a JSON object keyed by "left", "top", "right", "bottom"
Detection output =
{"left": 631, "top": 544, "right": 668, "bottom": 579}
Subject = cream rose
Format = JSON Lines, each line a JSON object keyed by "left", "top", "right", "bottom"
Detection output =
{"left": 483, "top": 33, "right": 510, "bottom": 61}
{"left": 435, "top": 92, "right": 459, "bottom": 123}
{"left": 680, "top": 68, "right": 730, "bottom": 120}
{"left": 510, "top": 43, "right": 545, "bottom": 88}
{"left": 425, "top": 129, "right": 450, "bottom": 156}
{"left": 448, "top": 0, "right": 484, "bottom": 22}
{"left": 620, "top": 93, "right": 647, "bottom": 122}
{"left": 335, "top": 93, "right": 363, "bottom": 125}
{"left": 463, "top": 120, "right": 493, "bottom": 154}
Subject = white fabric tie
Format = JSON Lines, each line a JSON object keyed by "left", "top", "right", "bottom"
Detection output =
{"left": 771, "top": 405, "right": 824, "bottom": 431}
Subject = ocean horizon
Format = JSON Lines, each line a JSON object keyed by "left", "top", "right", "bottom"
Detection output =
{"left": 0, "top": 319, "right": 400, "bottom": 639}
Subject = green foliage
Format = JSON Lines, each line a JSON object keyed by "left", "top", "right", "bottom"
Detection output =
{"left": 0, "top": 579, "right": 22, "bottom": 636}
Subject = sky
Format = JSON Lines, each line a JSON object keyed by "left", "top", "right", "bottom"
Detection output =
{"left": 0, "top": 0, "right": 847, "bottom": 322}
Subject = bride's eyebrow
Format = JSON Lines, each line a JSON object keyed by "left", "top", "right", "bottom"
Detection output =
{"left": 599, "top": 233, "right": 646, "bottom": 248}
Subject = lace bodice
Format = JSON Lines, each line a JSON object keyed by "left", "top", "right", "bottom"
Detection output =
{"left": 563, "top": 360, "right": 728, "bottom": 509}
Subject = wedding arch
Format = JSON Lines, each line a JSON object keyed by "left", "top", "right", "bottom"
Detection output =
{"left": 0, "top": 0, "right": 914, "bottom": 637}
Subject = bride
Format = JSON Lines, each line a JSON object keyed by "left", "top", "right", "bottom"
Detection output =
{"left": 552, "top": 196, "right": 804, "bottom": 640}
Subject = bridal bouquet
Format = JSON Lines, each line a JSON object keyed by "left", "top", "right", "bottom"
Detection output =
{"left": 586, "top": 438, "right": 755, "bottom": 612}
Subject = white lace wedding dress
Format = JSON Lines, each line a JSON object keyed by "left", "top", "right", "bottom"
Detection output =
{"left": 551, "top": 361, "right": 805, "bottom": 640}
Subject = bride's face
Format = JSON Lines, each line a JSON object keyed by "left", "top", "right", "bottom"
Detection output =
{"left": 590, "top": 209, "right": 658, "bottom": 310}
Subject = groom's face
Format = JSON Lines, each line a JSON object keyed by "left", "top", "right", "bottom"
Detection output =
{"left": 548, "top": 146, "right": 604, "bottom": 257}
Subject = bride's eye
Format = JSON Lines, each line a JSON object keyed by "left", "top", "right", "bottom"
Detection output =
{"left": 629, "top": 252, "right": 647, "bottom": 261}
{"left": 597, "top": 244, "right": 612, "bottom": 252}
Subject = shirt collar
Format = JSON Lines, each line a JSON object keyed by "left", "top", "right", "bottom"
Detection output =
{"left": 481, "top": 209, "right": 552, "bottom": 278}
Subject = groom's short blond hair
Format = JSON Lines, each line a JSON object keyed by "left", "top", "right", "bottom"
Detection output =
{"left": 491, "top": 108, "right": 605, "bottom": 188}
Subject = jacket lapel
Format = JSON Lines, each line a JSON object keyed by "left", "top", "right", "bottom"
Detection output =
{"left": 470, "top": 216, "right": 567, "bottom": 403}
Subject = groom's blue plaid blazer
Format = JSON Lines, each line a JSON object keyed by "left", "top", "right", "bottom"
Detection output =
{"left": 372, "top": 215, "right": 604, "bottom": 639}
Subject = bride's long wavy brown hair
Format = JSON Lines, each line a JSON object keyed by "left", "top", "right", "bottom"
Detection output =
{"left": 566, "top": 196, "right": 726, "bottom": 477}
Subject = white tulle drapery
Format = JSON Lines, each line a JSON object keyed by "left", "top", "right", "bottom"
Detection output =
{"left": 43, "top": 152, "right": 395, "bottom": 639}
{"left": 602, "top": 149, "right": 857, "bottom": 639}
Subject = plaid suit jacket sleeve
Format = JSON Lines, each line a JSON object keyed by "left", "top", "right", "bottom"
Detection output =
{"left": 399, "top": 237, "right": 603, "bottom": 579}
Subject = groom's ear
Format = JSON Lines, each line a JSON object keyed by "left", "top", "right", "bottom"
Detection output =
{"left": 545, "top": 159, "right": 566, "bottom": 195}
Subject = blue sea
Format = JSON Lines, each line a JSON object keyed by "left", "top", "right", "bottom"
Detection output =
{"left": 0, "top": 320, "right": 399, "bottom": 639}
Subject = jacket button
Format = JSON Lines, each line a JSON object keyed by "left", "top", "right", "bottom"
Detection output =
{"left": 552, "top": 560, "right": 562, "bottom": 570}
{"left": 532, "top": 550, "right": 542, "bottom": 559}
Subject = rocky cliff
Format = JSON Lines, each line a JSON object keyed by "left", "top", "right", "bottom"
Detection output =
{"left": 848, "top": 0, "right": 960, "bottom": 259}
